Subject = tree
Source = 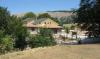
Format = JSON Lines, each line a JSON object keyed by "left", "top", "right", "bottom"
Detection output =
{"left": 0, "top": 7, "right": 11, "bottom": 32}
{"left": 22, "top": 12, "right": 36, "bottom": 19}
{"left": 9, "top": 16, "right": 29, "bottom": 50}
{"left": 76, "top": 0, "right": 100, "bottom": 37}
{"left": 0, "top": 6, "right": 29, "bottom": 51}
{"left": 37, "top": 13, "right": 52, "bottom": 19}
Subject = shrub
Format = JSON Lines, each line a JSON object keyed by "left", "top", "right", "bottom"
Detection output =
{"left": 0, "top": 35, "right": 14, "bottom": 54}
{"left": 29, "top": 35, "right": 56, "bottom": 48}
{"left": 29, "top": 28, "right": 56, "bottom": 48}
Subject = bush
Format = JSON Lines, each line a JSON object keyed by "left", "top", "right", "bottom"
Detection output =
{"left": 70, "top": 25, "right": 75, "bottom": 30}
{"left": 29, "top": 35, "right": 56, "bottom": 48}
{"left": 64, "top": 27, "right": 70, "bottom": 33}
{"left": 0, "top": 35, "right": 14, "bottom": 54}
{"left": 39, "top": 28, "right": 53, "bottom": 37}
{"left": 29, "top": 28, "right": 56, "bottom": 48}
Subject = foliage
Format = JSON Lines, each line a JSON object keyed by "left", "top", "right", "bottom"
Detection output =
{"left": 22, "top": 12, "right": 36, "bottom": 19}
{"left": 64, "top": 27, "right": 70, "bottom": 33}
{"left": 0, "top": 6, "right": 56, "bottom": 53}
{"left": 10, "top": 16, "right": 29, "bottom": 50}
{"left": 76, "top": 0, "right": 100, "bottom": 37}
{"left": 29, "top": 35, "right": 56, "bottom": 48}
{"left": 0, "top": 30, "right": 5, "bottom": 39}
{"left": 0, "top": 6, "right": 29, "bottom": 51}
{"left": 0, "top": 7, "right": 11, "bottom": 32}
{"left": 39, "top": 28, "right": 53, "bottom": 37}
{"left": 37, "top": 13, "right": 52, "bottom": 19}
{"left": 0, "top": 31, "right": 14, "bottom": 54}
{"left": 70, "top": 25, "right": 75, "bottom": 30}
{"left": 29, "top": 28, "right": 56, "bottom": 48}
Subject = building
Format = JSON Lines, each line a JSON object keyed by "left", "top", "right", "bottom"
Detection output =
{"left": 24, "top": 18, "right": 62, "bottom": 35}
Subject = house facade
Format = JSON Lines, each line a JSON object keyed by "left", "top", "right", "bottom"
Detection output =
{"left": 24, "top": 18, "right": 62, "bottom": 35}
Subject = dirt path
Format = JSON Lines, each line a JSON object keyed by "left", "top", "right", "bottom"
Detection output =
{"left": 0, "top": 44, "right": 100, "bottom": 59}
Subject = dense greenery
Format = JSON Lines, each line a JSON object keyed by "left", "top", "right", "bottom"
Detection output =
{"left": 0, "top": 6, "right": 29, "bottom": 53}
{"left": 0, "top": 31, "right": 14, "bottom": 54}
{"left": 0, "top": 36, "right": 14, "bottom": 54}
{"left": 76, "top": 0, "right": 100, "bottom": 37}
{"left": 22, "top": 12, "right": 36, "bottom": 19}
{"left": 29, "top": 28, "right": 56, "bottom": 48}
{"left": 37, "top": 13, "right": 52, "bottom": 19}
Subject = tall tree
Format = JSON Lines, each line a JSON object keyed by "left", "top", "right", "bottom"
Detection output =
{"left": 76, "top": 0, "right": 100, "bottom": 37}
{"left": 0, "top": 7, "right": 11, "bottom": 31}
{"left": 8, "top": 16, "right": 29, "bottom": 50}
{"left": 0, "top": 6, "right": 28, "bottom": 50}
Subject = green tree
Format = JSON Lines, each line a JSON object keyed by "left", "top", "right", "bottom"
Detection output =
{"left": 0, "top": 6, "right": 29, "bottom": 51}
{"left": 22, "top": 12, "right": 36, "bottom": 19}
{"left": 37, "top": 13, "right": 52, "bottom": 19}
{"left": 9, "top": 16, "right": 29, "bottom": 50}
{"left": 0, "top": 7, "right": 11, "bottom": 32}
{"left": 76, "top": 0, "right": 100, "bottom": 37}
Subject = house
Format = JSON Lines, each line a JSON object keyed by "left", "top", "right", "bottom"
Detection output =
{"left": 24, "top": 18, "right": 62, "bottom": 35}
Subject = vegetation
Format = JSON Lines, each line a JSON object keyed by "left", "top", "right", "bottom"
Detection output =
{"left": 0, "top": 6, "right": 57, "bottom": 54}
{"left": 0, "top": 35, "right": 14, "bottom": 54}
{"left": 76, "top": 0, "right": 100, "bottom": 37}
{"left": 64, "top": 27, "right": 70, "bottom": 34}
{"left": 22, "top": 12, "right": 36, "bottom": 19}
{"left": 0, "top": 6, "right": 29, "bottom": 54}
{"left": 29, "top": 28, "right": 56, "bottom": 48}
{"left": 0, "top": 31, "right": 14, "bottom": 54}
{"left": 37, "top": 13, "right": 52, "bottom": 19}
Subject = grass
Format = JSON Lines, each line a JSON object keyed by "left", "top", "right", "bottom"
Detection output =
{"left": 0, "top": 44, "right": 100, "bottom": 59}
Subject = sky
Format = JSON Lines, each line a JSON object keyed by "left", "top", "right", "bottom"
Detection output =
{"left": 0, "top": 0, "right": 80, "bottom": 14}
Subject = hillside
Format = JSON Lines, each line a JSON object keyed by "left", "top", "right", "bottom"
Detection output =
{"left": 0, "top": 44, "right": 100, "bottom": 59}
{"left": 47, "top": 11, "right": 73, "bottom": 18}
{"left": 47, "top": 12, "right": 72, "bottom": 18}
{"left": 15, "top": 11, "right": 73, "bottom": 18}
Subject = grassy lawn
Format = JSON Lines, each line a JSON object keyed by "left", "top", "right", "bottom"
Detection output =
{"left": 0, "top": 44, "right": 100, "bottom": 59}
